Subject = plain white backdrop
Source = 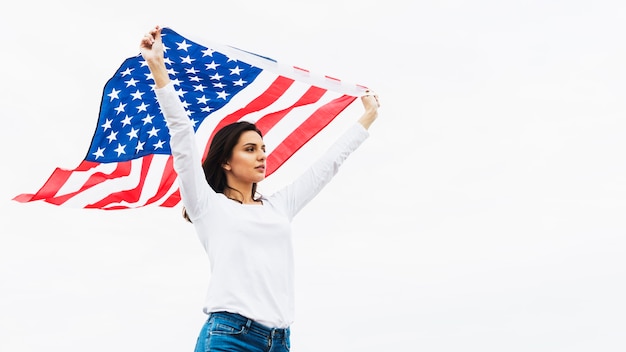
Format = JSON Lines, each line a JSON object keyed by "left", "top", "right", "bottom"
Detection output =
{"left": 1, "top": 1, "right": 625, "bottom": 351}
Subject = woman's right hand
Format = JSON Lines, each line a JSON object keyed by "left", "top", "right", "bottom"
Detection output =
{"left": 139, "top": 25, "right": 170, "bottom": 88}
{"left": 140, "top": 25, "right": 164, "bottom": 62}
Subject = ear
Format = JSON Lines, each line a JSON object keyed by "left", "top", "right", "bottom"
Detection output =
{"left": 222, "top": 161, "right": 231, "bottom": 171}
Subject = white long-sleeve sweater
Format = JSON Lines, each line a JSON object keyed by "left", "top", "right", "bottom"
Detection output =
{"left": 155, "top": 83, "right": 368, "bottom": 328}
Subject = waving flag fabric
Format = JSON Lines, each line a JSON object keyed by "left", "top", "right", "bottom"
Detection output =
{"left": 13, "top": 27, "right": 368, "bottom": 209}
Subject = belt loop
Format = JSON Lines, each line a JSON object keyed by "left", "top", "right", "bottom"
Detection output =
{"left": 244, "top": 318, "right": 252, "bottom": 332}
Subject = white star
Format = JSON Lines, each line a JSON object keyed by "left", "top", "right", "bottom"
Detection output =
{"left": 131, "top": 90, "right": 145, "bottom": 100}
{"left": 233, "top": 78, "right": 247, "bottom": 87}
{"left": 196, "top": 95, "right": 210, "bottom": 104}
{"left": 142, "top": 114, "right": 154, "bottom": 125}
{"left": 106, "top": 130, "right": 118, "bottom": 143}
{"left": 121, "top": 115, "right": 133, "bottom": 126}
{"left": 114, "top": 143, "right": 126, "bottom": 156}
{"left": 210, "top": 72, "right": 224, "bottom": 80}
{"left": 201, "top": 106, "right": 214, "bottom": 113}
{"left": 186, "top": 67, "right": 199, "bottom": 75}
{"left": 135, "top": 140, "right": 145, "bottom": 153}
{"left": 177, "top": 40, "right": 191, "bottom": 51}
{"left": 153, "top": 140, "right": 165, "bottom": 149}
{"left": 92, "top": 147, "right": 105, "bottom": 159}
{"left": 124, "top": 78, "right": 139, "bottom": 87}
{"left": 216, "top": 91, "right": 229, "bottom": 100}
{"left": 202, "top": 48, "right": 215, "bottom": 57}
{"left": 120, "top": 68, "right": 134, "bottom": 76}
{"left": 229, "top": 66, "right": 243, "bottom": 75}
{"left": 107, "top": 88, "right": 121, "bottom": 101}
{"left": 181, "top": 55, "right": 195, "bottom": 64}
{"left": 147, "top": 126, "right": 160, "bottom": 138}
{"left": 101, "top": 118, "right": 113, "bottom": 131}
{"left": 167, "top": 67, "right": 178, "bottom": 76}
{"left": 193, "top": 84, "right": 207, "bottom": 92}
{"left": 171, "top": 78, "right": 183, "bottom": 86}
{"left": 127, "top": 127, "right": 139, "bottom": 140}
{"left": 205, "top": 61, "right": 220, "bottom": 70}
{"left": 212, "top": 82, "right": 226, "bottom": 89}
{"left": 189, "top": 76, "right": 201, "bottom": 82}
{"left": 136, "top": 102, "right": 149, "bottom": 112}
{"left": 114, "top": 102, "right": 127, "bottom": 115}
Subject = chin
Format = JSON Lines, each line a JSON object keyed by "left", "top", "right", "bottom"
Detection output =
{"left": 249, "top": 175, "right": 266, "bottom": 183}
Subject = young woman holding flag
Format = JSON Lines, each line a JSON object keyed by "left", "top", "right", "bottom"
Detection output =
{"left": 140, "top": 25, "right": 379, "bottom": 352}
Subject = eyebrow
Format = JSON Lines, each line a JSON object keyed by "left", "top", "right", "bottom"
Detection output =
{"left": 242, "top": 142, "right": 266, "bottom": 148}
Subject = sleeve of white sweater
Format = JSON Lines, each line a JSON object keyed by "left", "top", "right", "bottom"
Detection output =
{"left": 154, "top": 82, "right": 212, "bottom": 220}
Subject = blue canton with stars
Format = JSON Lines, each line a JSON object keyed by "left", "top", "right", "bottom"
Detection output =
{"left": 86, "top": 27, "right": 263, "bottom": 163}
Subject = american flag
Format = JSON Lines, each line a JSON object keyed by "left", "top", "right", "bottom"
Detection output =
{"left": 13, "top": 27, "right": 368, "bottom": 210}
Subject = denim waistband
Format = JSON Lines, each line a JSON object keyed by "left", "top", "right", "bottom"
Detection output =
{"left": 209, "top": 311, "right": 289, "bottom": 339}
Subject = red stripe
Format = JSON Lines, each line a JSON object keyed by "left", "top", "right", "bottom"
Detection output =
{"left": 86, "top": 155, "right": 154, "bottom": 208}
{"left": 12, "top": 160, "right": 101, "bottom": 202}
{"left": 27, "top": 160, "right": 133, "bottom": 206}
{"left": 161, "top": 189, "right": 181, "bottom": 207}
{"left": 144, "top": 155, "right": 179, "bottom": 207}
{"left": 201, "top": 76, "right": 294, "bottom": 161}
{"left": 255, "top": 85, "right": 327, "bottom": 134}
{"left": 265, "top": 94, "right": 357, "bottom": 176}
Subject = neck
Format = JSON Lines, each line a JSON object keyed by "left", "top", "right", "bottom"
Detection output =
{"left": 224, "top": 185, "right": 256, "bottom": 204}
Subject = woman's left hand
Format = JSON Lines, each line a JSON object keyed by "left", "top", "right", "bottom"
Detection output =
{"left": 358, "top": 90, "right": 380, "bottom": 130}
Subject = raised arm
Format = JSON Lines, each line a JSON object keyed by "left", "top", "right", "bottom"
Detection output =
{"left": 139, "top": 25, "right": 212, "bottom": 221}
{"left": 273, "top": 92, "right": 381, "bottom": 219}
{"left": 140, "top": 26, "right": 170, "bottom": 88}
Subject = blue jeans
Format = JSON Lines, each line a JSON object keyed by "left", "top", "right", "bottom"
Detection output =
{"left": 194, "top": 311, "right": 291, "bottom": 352}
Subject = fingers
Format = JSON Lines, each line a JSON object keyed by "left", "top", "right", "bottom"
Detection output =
{"left": 150, "top": 25, "right": 162, "bottom": 43}
{"left": 140, "top": 35, "right": 152, "bottom": 48}
{"left": 141, "top": 25, "right": 162, "bottom": 47}
{"left": 361, "top": 90, "right": 380, "bottom": 107}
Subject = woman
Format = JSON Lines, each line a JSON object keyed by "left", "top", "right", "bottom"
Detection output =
{"left": 140, "top": 25, "right": 380, "bottom": 352}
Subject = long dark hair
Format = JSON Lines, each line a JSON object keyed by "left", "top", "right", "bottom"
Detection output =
{"left": 182, "top": 121, "right": 263, "bottom": 223}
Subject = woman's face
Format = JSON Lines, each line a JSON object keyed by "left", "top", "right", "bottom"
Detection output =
{"left": 224, "top": 130, "right": 266, "bottom": 184}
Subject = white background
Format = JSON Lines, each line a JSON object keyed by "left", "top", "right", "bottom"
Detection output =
{"left": 1, "top": 1, "right": 625, "bottom": 351}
